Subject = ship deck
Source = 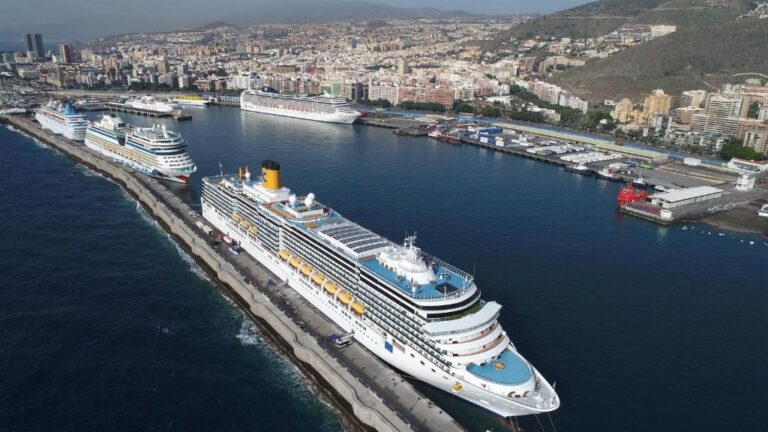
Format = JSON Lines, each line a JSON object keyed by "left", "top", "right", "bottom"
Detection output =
{"left": 361, "top": 257, "right": 468, "bottom": 300}
{"left": 467, "top": 349, "right": 532, "bottom": 385}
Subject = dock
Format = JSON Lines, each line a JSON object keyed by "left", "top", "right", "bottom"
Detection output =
{"left": 0, "top": 114, "right": 465, "bottom": 432}
{"left": 106, "top": 103, "right": 191, "bottom": 120}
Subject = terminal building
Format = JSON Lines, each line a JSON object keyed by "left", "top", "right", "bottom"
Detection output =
{"left": 649, "top": 186, "right": 723, "bottom": 209}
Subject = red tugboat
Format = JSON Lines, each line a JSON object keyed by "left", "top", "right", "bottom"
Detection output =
{"left": 617, "top": 183, "right": 649, "bottom": 207}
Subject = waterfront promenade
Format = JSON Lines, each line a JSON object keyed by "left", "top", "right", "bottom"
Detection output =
{"left": 0, "top": 115, "right": 466, "bottom": 432}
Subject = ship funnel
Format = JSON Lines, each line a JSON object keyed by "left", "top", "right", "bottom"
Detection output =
{"left": 288, "top": 194, "right": 297, "bottom": 207}
{"left": 244, "top": 166, "right": 251, "bottom": 182}
{"left": 238, "top": 166, "right": 243, "bottom": 180}
{"left": 261, "top": 160, "right": 281, "bottom": 190}
{"left": 304, "top": 193, "right": 315, "bottom": 208}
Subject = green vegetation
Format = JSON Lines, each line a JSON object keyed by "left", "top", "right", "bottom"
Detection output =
{"left": 479, "top": 106, "right": 501, "bottom": 117}
{"left": 507, "top": 110, "right": 545, "bottom": 123}
{"left": 452, "top": 100, "right": 475, "bottom": 114}
{"left": 359, "top": 98, "right": 392, "bottom": 108}
{"left": 720, "top": 139, "right": 767, "bottom": 161}
{"left": 747, "top": 102, "right": 760, "bottom": 119}
{"left": 398, "top": 101, "right": 446, "bottom": 112}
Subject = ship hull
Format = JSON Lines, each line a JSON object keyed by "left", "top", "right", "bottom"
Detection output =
{"left": 241, "top": 101, "right": 359, "bottom": 124}
{"left": 84, "top": 131, "right": 192, "bottom": 183}
{"left": 201, "top": 204, "right": 555, "bottom": 417}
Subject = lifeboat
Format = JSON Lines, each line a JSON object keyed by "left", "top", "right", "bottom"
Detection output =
{"left": 300, "top": 263, "right": 313, "bottom": 276}
{"left": 324, "top": 281, "right": 338, "bottom": 295}
{"left": 249, "top": 226, "right": 258, "bottom": 234}
{"left": 242, "top": 220, "right": 252, "bottom": 228}
{"left": 452, "top": 382, "right": 463, "bottom": 393}
{"left": 338, "top": 290, "right": 353, "bottom": 305}
{"left": 232, "top": 213, "right": 242, "bottom": 223}
{"left": 351, "top": 302, "right": 365, "bottom": 315}
{"left": 279, "top": 250, "right": 291, "bottom": 261}
{"left": 289, "top": 256, "right": 302, "bottom": 268}
{"left": 312, "top": 273, "right": 326, "bottom": 285}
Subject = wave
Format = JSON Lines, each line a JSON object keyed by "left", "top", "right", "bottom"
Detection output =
{"left": 236, "top": 318, "right": 262, "bottom": 346}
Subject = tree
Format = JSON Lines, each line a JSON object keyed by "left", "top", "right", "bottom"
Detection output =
{"left": 359, "top": 99, "right": 392, "bottom": 108}
{"left": 720, "top": 138, "right": 767, "bottom": 161}
{"left": 480, "top": 106, "right": 501, "bottom": 117}
{"left": 747, "top": 102, "right": 761, "bottom": 119}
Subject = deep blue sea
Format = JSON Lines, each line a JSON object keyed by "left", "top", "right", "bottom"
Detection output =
{"left": 2, "top": 106, "right": 768, "bottom": 432}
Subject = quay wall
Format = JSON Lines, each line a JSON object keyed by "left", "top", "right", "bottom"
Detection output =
{"left": 1, "top": 116, "right": 462, "bottom": 432}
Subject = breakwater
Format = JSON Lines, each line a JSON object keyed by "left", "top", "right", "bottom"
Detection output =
{"left": 0, "top": 115, "right": 465, "bottom": 432}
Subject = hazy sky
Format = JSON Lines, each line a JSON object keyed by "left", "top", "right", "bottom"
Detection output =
{"left": 1, "top": 0, "right": 589, "bottom": 42}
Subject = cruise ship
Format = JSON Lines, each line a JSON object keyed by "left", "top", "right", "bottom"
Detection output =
{"left": 240, "top": 86, "right": 360, "bottom": 124}
{"left": 84, "top": 114, "right": 197, "bottom": 183}
{"left": 201, "top": 161, "right": 560, "bottom": 417}
{"left": 124, "top": 96, "right": 176, "bottom": 113}
{"left": 35, "top": 101, "right": 88, "bottom": 141}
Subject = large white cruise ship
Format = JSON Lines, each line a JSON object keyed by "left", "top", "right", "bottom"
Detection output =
{"left": 84, "top": 114, "right": 197, "bottom": 183}
{"left": 240, "top": 86, "right": 360, "bottom": 124}
{"left": 35, "top": 101, "right": 88, "bottom": 141}
{"left": 124, "top": 96, "right": 176, "bottom": 113}
{"left": 201, "top": 161, "right": 559, "bottom": 417}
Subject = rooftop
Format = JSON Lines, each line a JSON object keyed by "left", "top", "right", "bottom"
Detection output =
{"left": 362, "top": 257, "right": 471, "bottom": 300}
{"left": 651, "top": 186, "right": 723, "bottom": 203}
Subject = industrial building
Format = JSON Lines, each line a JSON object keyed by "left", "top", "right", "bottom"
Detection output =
{"left": 649, "top": 186, "right": 723, "bottom": 209}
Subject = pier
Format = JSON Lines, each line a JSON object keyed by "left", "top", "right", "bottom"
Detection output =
{"left": 106, "top": 103, "right": 191, "bottom": 120}
{"left": 1, "top": 115, "right": 465, "bottom": 432}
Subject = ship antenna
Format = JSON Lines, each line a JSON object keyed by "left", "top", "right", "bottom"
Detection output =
{"left": 218, "top": 161, "right": 224, "bottom": 177}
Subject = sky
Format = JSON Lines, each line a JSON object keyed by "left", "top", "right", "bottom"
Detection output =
{"left": 0, "top": 0, "right": 590, "bottom": 42}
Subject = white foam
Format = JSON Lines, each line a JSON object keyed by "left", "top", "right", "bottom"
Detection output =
{"left": 236, "top": 319, "right": 262, "bottom": 346}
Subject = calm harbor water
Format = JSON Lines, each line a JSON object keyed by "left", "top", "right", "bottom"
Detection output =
{"left": 3, "top": 106, "right": 768, "bottom": 432}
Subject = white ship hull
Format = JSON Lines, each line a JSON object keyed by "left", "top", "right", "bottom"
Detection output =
{"left": 202, "top": 204, "right": 556, "bottom": 417}
{"left": 84, "top": 131, "right": 192, "bottom": 183}
{"left": 35, "top": 111, "right": 86, "bottom": 141}
{"left": 241, "top": 101, "right": 359, "bottom": 124}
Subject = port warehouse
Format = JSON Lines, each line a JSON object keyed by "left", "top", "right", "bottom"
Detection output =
{"left": 649, "top": 186, "right": 724, "bottom": 209}
{"left": 493, "top": 122, "right": 669, "bottom": 163}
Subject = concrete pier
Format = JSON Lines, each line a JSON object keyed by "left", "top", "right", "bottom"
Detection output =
{"left": 1, "top": 115, "right": 465, "bottom": 432}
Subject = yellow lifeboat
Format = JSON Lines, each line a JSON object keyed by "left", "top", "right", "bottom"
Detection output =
{"left": 242, "top": 220, "right": 252, "bottom": 228}
{"left": 249, "top": 226, "right": 258, "bottom": 234}
{"left": 452, "top": 382, "right": 463, "bottom": 393}
{"left": 351, "top": 302, "right": 365, "bottom": 315}
{"left": 279, "top": 250, "right": 291, "bottom": 261}
{"left": 324, "top": 281, "right": 338, "bottom": 295}
{"left": 338, "top": 290, "right": 352, "bottom": 305}
{"left": 289, "top": 256, "right": 302, "bottom": 268}
{"left": 300, "top": 264, "right": 313, "bottom": 276}
{"left": 232, "top": 213, "right": 242, "bottom": 223}
{"left": 312, "top": 273, "right": 326, "bottom": 285}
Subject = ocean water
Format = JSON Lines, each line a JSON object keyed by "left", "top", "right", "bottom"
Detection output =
{"left": 3, "top": 107, "right": 768, "bottom": 432}
{"left": 0, "top": 125, "right": 344, "bottom": 431}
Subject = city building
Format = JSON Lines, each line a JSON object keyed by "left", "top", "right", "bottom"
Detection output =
{"left": 58, "top": 43, "right": 73, "bottom": 64}
{"left": 649, "top": 186, "right": 723, "bottom": 209}
{"left": 679, "top": 90, "right": 707, "bottom": 108}
{"left": 611, "top": 98, "right": 634, "bottom": 123}
{"left": 642, "top": 89, "right": 673, "bottom": 119}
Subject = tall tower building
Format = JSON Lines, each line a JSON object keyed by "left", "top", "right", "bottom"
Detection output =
{"left": 397, "top": 58, "right": 409, "bottom": 75}
{"left": 24, "top": 33, "right": 35, "bottom": 59}
{"left": 59, "top": 43, "right": 73, "bottom": 64}
{"left": 33, "top": 33, "right": 45, "bottom": 59}
{"left": 642, "top": 89, "right": 672, "bottom": 117}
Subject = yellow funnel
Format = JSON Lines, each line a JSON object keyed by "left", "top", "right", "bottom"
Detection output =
{"left": 261, "top": 160, "right": 281, "bottom": 190}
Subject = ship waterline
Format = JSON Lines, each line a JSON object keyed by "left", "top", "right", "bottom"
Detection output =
{"left": 201, "top": 160, "right": 559, "bottom": 417}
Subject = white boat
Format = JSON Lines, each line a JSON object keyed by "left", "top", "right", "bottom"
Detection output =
{"left": 201, "top": 161, "right": 559, "bottom": 418}
{"left": 34, "top": 101, "right": 88, "bottom": 141}
{"left": 240, "top": 86, "right": 360, "bottom": 124}
{"left": 758, "top": 204, "right": 768, "bottom": 218}
{"left": 0, "top": 107, "right": 28, "bottom": 115}
{"left": 172, "top": 96, "right": 210, "bottom": 107}
{"left": 84, "top": 114, "right": 196, "bottom": 183}
{"left": 633, "top": 175, "right": 646, "bottom": 187}
{"left": 565, "top": 163, "right": 591, "bottom": 175}
{"left": 124, "top": 96, "right": 176, "bottom": 113}
{"left": 596, "top": 167, "right": 619, "bottom": 181}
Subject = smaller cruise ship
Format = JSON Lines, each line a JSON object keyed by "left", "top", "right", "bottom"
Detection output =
{"left": 124, "top": 96, "right": 176, "bottom": 113}
{"left": 84, "top": 114, "right": 196, "bottom": 183}
{"left": 172, "top": 96, "right": 210, "bottom": 107}
{"left": 35, "top": 101, "right": 88, "bottom": 141}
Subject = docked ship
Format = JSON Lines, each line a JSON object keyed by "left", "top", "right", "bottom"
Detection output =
{"left": 84, "top": 114, "right": 197, "bottom": 183}
{"left": 172, "top": 96, "right": 210, "bottom": 107}
{"left": 35, "top": 101, "right": 88, "bottom": 141}
{"left": 240, "top": 86, "right": 360, "bottom": 124}
{"left": 124, "top": 96, "right": 176, "bottom": 113}
{"left": 201, "top": 161, "right": 560, "bottom": 417}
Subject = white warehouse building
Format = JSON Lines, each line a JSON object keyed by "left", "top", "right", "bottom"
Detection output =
{"left": 649, "top": 186, "right": 723, "bottom": 209}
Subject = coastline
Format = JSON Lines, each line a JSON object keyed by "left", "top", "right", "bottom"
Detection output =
{"left": 0, "top": 115, "right": 465, "bottom": 432}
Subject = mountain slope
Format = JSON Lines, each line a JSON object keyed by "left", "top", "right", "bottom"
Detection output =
{"left": 550, "top": 13, "right": 768, "bottom": 100}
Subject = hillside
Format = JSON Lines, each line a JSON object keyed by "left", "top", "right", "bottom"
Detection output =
{"left": 551, "top": 14, "right": 768, "bottom": 100}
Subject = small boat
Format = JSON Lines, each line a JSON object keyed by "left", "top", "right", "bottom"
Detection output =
{"left": 633, "top": 175, "right": 647, "bottom": 187}
{"left": 565, "top": 163, "right": 592, "bottom": 175}
{"left": 597, "top": 167, "right": 619, "bottom": 181}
